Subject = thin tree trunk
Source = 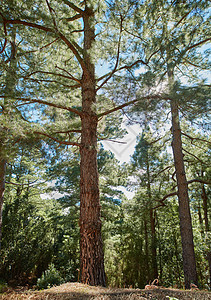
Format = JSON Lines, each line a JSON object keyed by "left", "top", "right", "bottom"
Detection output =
{"left": 150, "top": 209, "right": 158, "bottom": 280}
{"left": 0, "top": 156, "right": 6, "bottom": 250}
{"left": 201, "top": 179, "right": 211, "bottom": 289}
{"left": 170, "top": 97, "right": 198, "bottom": 288}
{"left": 79, "top": 5, "right": 106, "bottom": 286}
{"left": 146, "top": 151, "right": 158, "bottom": 280}
{"left": 144, "top": 219, "right": 150, "bottom": 281}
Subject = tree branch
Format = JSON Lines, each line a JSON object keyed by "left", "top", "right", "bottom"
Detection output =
{"left": 33, "top": 131, "right": 81, "bottom": 147}
{"left": 62, "top": 0, "right": 84, "bottom": 15}
{"left": 97, "top": 138, "right": 127, "bottom": 144}
{"left": 0, "top": 96, "right": 83, "bottom": 117}
{"left": 65, "top": 14, "right": 82, "bottom": 22}
{"left": 156, "top": 165, "right": 173, "bottom": 177}
{"left": 174, "top": 10, "right": 192, "bottom": 28}
{"left": 172, "top": 178, "right": 211, "bottom": 191}
{"left": 187, "top": 179, "right": 211, "bottom": 185}
{"left": 98, "top": 94, "right": 169, "bottom": 118}
{"left": 20, "top": 37, "right": 60, "bottom": 55}
{"left": 45, "top": 0, "right": 58, "bottom": 30}
{"left": 0, "top": 22, "right": 7, "bottom": 54}
{"left": 96, "top": 16, "right": 123, "bottom": 91}
{"left": 182, "top": 148, "right": 205, "bottom": 164}
{"left": 4, "top": 19, "right": 87, "bottom": 71}
{"left": 55, "top": 66, "right": 81, "bottom": 83}
{"left": 5, "top": 179, "right": 38, "bottom": 186}
{"left": 154, "top": 191, "right": 178, "bottom": 209}
{"left": 182, "top": 132, "right": 211, "bottom": 145}
{"left": 186, "top": 38, "right": 211, "bottom": 51}
{"left": 96, "top": 49, "right": 159, "bottom": 90}
{"left": 24, "top": 70, "right": 81, "bottom": 84}
{"left": 53, "top": 129, "right": 81, "bottom": 134}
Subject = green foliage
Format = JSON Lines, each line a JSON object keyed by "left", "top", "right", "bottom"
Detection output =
{"left": 0, "top": 0, "right": 210, "bottom": 291}
{"left": 0, "top": 279, "right": 7, "bottom": 293}
{"left": 37, "top": 264, "right": 63, "bottom": 290}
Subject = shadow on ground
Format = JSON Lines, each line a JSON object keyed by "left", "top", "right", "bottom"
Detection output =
{"left": 0, "top": 282, "right": 210, "bottom": 299}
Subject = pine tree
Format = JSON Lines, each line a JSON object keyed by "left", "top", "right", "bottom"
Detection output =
{"left": 0, "top": 0, "right": 143, "bottom": 285}
{"left": 125, "top": 0, "right": 210, "bottom": 288}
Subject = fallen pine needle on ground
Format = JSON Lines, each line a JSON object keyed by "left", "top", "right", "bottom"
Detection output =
{"left": 0, "top": 282, "right": 211, "bottom": 299}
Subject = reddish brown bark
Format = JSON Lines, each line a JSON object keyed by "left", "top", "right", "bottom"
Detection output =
{"left": 150, "top": 209, "right": 158, "bottom": 280}
{"left": 146, "top": 149, "right": 158, "bottom": 280}
{"left": 170, "top": 97, "right": 198, "bottom": 289}
{"left": 79, "top": 5, "right": 106, "bottom": 286}
{"left": 201, "top": 179, "right": 211, "bottom": 289}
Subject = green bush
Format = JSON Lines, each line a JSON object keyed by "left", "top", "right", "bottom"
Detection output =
{"left": 0, "top": 280, "right": 7, "bottom": 293}
{"left": 37, "top": 264, "right": 64, "bottom": 289}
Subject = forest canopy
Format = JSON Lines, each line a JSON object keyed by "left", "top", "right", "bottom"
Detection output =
{"left": 0, "top": 0, "right": 210, "bottom": 291}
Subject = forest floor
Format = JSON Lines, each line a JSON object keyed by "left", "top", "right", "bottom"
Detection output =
{"left": 0, "top": 282, "right": 211, "bottom": 300}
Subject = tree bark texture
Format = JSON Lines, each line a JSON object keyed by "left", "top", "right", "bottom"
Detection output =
{"left": 150, "top": 209, "right": 158, "bottom": 280}
{"left": 170, "top": 98, "right": 198, "bottom": 289}
{"left": 201, "top": 181, "right": 211, "bottom": 289}
{"left": 0, "top": 156, "right": 6, "bottom": 251}
{"left": 79, "top": 5, "right": 106, "bottom": 286}
{"left": 146, "top": 152, "right": 158, "bottom": 280}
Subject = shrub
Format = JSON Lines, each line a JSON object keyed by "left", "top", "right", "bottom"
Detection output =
{"left": 37, "top": 264, "right": 63, "bottom": 289}
{"left": 0, "top": 280, "right": 7, "bottom": 293}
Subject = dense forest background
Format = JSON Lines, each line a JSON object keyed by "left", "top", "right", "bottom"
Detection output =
{"left": 0, "top": 0, "right": 210, "bottom": 291}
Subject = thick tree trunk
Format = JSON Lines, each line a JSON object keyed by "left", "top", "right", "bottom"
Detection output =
{"left": 170, "top": 98, "right": 198, "bottom": 289}
{"left": 0, "top": 156, "right": 6, "bottom": 250}
{"left": 79, "top": 5, "right": 106, "bottom": 286}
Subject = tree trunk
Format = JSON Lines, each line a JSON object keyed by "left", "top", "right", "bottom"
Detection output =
{"left": 0, "top": 156, "right": 6, "bottom": 250}
{"left": 144, "top": 219, "right": 150, "bottom": 281}
{"left": 201, "top": 179, "right": 211, "bottom": 289}
{"left": 170, "top": 97, "right": 198, "bottom": 289}
{"left": 146, "top": 151, "right": 158, "bottom": 280}
{"left": 150, "top": 209, "right": 158, "bottom": 280}
{"left": 79, "top": 5, "right": 106, "bottom": 286}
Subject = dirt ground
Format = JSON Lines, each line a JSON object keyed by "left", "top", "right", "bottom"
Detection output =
{"left": 0, "top": 282, "right": 211, "bottom": 300}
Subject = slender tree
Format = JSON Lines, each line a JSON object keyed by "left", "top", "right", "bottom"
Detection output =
{"left": 124, "top": 0, "right": 210, "bottom": 288}
{"left": 0, "top": 146, "right": 6, "bottom": 250}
